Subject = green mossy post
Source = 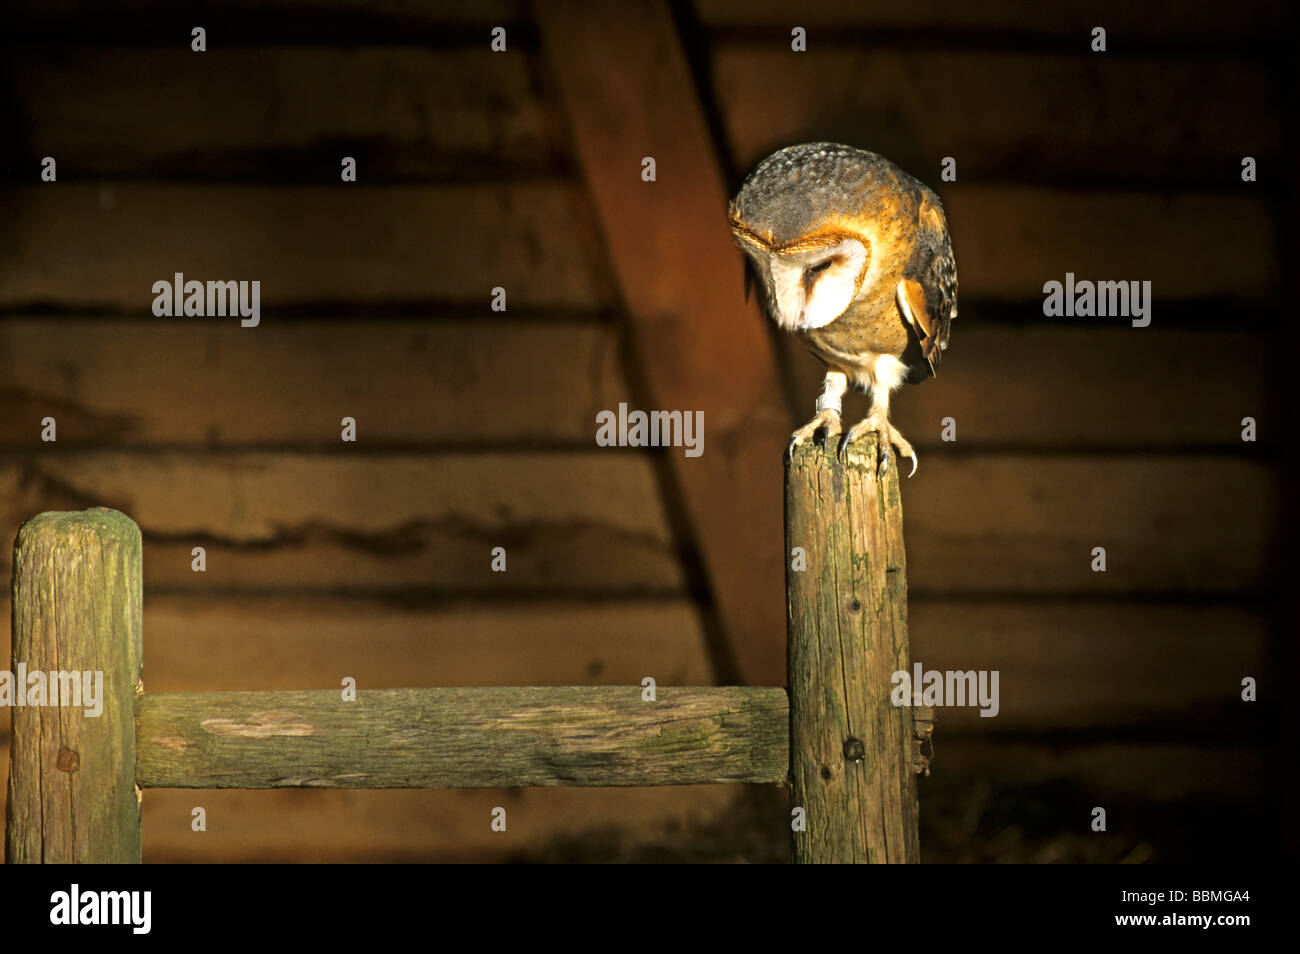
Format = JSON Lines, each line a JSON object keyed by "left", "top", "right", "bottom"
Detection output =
{"left": 6, "top": 508, "right": 143, "bottom": 863}
{"left": 785, "top": 436, "right": 921, "bottom": 863}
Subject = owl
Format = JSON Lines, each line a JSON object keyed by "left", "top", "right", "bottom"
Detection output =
{"left": 729, "top": 143, "right": 957, "bottom": 475}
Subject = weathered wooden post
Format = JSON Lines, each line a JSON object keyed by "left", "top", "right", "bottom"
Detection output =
{"left": 6, "top": 508, "right": 143, "bottom": 863}
{"left": 785, "top": 437, "right": 921, "bottom": 863}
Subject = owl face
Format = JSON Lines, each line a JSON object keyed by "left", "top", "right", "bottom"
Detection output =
{"left": 732, "top": 227, "right": 869, "bottom": 332}
{"left": 731, "top": 142, "right": 921, "bottom": 334}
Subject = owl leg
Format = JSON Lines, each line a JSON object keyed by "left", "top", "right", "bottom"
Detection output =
{"left": 787, "top": 370, "right": 847, "bottom": 458}
{"left": 842, "top": 388, "right": 918, "bottom": 477}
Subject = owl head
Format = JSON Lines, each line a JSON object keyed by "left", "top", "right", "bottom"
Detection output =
{"left": 729, "top": 143, "right": 888, "bottom": 332}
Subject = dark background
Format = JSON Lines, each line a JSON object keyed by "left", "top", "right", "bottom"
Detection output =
{"left": 0, "top": 0, "right": 1292, "bottom": 862}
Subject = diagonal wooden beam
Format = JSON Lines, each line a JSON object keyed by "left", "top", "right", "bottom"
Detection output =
{"left": 537, "top": 0, "right": 793, "bottom": 686}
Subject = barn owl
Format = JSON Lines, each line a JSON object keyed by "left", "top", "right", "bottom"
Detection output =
{"left": 729, "top": 143, "right": 957, "bottom": 476}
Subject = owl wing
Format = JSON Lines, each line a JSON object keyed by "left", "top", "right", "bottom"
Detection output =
{"left": 897, "top": 191, "right": 957, "bottom": 381}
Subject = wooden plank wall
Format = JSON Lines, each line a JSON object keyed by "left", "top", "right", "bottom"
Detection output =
{"left": 0, "top": 0, "right": 1283, "bottom": 862}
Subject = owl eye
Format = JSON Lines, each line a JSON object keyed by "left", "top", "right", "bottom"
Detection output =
{"left": 802, "top": 257, "right": 835, "bottom": 292}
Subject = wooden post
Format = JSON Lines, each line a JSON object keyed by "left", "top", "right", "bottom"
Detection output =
{"left": 785, "top": 437, "right": 921, "bottom": 863}
{"left": 6, "top": 508, "right": 143, "bottom": 863}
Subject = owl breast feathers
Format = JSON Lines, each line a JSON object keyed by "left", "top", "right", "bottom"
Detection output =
{"left": 728, "top": 142, "right": 957, "bottom": 391}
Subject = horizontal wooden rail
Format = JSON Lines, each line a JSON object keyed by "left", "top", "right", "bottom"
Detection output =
{"left": 136, "top": 686, "right": 791, "bottom": 789}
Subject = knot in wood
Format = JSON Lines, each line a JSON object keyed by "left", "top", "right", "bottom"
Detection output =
{"left": 55, "top": 748, "right": 80, "bottom": 773}
{"left": 843, "top": 737, "right": 865, "bottom": 762}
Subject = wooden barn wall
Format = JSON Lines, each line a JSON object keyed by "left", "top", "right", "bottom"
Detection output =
{"left": 0, "top": 0, "right": 1284, "bottom": 862}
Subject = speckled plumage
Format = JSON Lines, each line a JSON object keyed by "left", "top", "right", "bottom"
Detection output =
{"left": 729, "top": 143, "right": 958, "bottom": 474}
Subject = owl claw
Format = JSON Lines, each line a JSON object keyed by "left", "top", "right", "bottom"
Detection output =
{"left": 788, "top": 409, "right": 842, "bottom": 460}
{"left": 842, "top": 416, "right": 918, "bottom": 478}
{"left": 884, "top": 451, "right": 919, "bottom": 479}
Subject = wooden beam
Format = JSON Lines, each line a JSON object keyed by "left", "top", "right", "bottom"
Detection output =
{"left": 0, "top": 319, "right": 627, "bottom": 448}
{"left": 1, "top": 452, "right": 1272, "bottom": 595}
{"left": 694, "top": 0, "right": 1282, "bottom": 42}
{"left": 714, "top": 47, "right": 1278, "bottom": 188}
{"left": 0, "top": 184, "right": 608, "bottom": 311}
{"left": 0, "top": 185, "right": 1273, "bottom": 310}
{"left": 6, "top": 508, "right": 143, "bottom": 863}
{"left": 136, "top": 686, "right": 790, "bottom": 789}
{"left": 785, "top": 437, "right": 920, "bottom": 863}
{"left": 0, "top": 322, "right": 1267, "bottom": 450}
{"left": 9, "top": 47, "right": 568, "bottom": 180}
{"left": 537, "top": 0, "right": 793, "bottom": 685}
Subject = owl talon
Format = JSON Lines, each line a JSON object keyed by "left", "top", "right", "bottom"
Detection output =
{"left": 843, "top": 417, "right": 918, "bottom": 478}
{"left": 788, "top": 409, "right": 842, "bottom": 458}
